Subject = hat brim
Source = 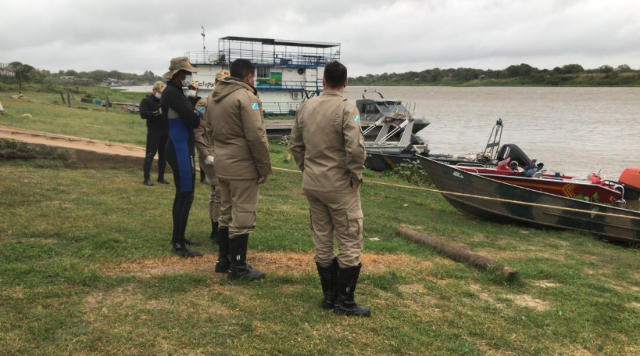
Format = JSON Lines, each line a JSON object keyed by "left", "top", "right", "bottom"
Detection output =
{"left": 162, "top": 66, "right": 199, "bottom": 79}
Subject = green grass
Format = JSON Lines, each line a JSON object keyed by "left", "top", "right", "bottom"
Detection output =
{"left": 0, "top": 90, "right": 148, "bottom": 145}
{"left": 1, "top": 91, "right": 640, "bottom": 355}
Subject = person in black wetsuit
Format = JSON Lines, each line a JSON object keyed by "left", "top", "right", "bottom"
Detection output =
{"left": 186, "top": 82, "right": 209, "bottom": 185}
{"left": 139, "top": 81, "right": 170, "bottom": 186}
{"left": 161, "top": 56, "right": 203, "bottom": 257}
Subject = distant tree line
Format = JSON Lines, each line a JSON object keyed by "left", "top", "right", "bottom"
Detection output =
{"left": 349, "top": 63, "right": 640, "bottom": 86}
{"left": 0, "top": 61, "right": 164, "bottom": 87}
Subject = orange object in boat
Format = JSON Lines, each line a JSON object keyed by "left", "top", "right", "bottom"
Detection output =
{"left": 619, "top": 168, "right": 640, "bottom": 189}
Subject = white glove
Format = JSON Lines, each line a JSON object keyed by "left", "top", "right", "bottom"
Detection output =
{"left": 204, "top": 155, "right": 214, "bottom": 166}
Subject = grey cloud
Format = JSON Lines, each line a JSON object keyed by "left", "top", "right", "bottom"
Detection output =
{"left": 1, "top": 0, "right": 638, "bottom": 76}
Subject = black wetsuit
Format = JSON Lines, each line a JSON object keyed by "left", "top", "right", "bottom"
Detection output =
{"left": 160, "top": 81, "right": 202, "bottom": 248}
{"left": 139, "top": 94, "right": 168, "bottom": 180}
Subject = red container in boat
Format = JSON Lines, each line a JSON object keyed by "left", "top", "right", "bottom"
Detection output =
{"left": 619, "top": 168, "right": 640, "bottom": 189}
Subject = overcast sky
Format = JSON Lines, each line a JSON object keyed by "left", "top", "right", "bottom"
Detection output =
{"left": 1, "top": 0, "right": 639, "bottom": 77}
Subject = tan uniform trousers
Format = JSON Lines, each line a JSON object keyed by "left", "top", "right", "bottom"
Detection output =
{"left": 218, "top": 178, "right": 260, "bottom": 238}
{"left": 198, "top": 157, "right": 221, "bottom": 222}
{"left": 304, "top": 188, "right": 364, "bottom": 269}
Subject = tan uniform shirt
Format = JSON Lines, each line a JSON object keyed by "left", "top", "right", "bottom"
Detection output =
{"left": 290, "top": 91, "right": 366, "bottom": 192}
{"left": 193, "top": 97, "right": 217, "bottom": 181}
{"left": 205, "top": 77, "right": 272, "bottom": 180}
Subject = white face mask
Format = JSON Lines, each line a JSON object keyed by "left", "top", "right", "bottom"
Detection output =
{"left": 154, "top": 92, "right": 162, "bottom": 99}
{"left": 181, "top": 75, "right": 193, "bottom": 88}
{"left": 187, "top": 90, "right": 197, "bottom": 98}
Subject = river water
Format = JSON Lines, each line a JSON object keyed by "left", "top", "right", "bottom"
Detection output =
{"left": 121, "top": 85, "right": 639, "bottom": 178}
{"left": 345, "top": 86, "right": 639, "bottom": 178}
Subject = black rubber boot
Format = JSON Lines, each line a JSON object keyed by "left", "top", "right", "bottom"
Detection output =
{"left": 172, "top": 241, "right": 202, "bottom": 258}
{"left": 209, "top": 220, "right": 219, "bottom": 244}
{"left": 229, "top": 234, "right": 264, "bottom": 280}
{"left": 157, "top": 177, "right": 170, "bottom": 184}
{"left": 185, "top": 238, "right": 201, "bottom": 246}
{"left": 171, "top": 191, "right": 201, "bottom": 258}
{"left": 333, "top": 264, "right": 371, "bottom": 317}
{"left": 214, "top": 227, "right": 231, "bottom": 273}
{"left": 143, "top": 178, "right": 154, "bottom": 186}
{"left": 317, "top": 258, "right": 339, "bottom": 310}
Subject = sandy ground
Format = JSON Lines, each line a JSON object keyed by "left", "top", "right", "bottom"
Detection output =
{"left": 0, "top": 125, "right": 147, "bottom": 168}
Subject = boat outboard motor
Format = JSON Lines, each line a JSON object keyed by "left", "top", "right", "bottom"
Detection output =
{"left": 497, "top": 144, "right": 543, "bottom": 173}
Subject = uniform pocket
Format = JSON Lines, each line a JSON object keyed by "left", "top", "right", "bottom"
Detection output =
{"left": 346, "top": 210, "right": 364, "bottom": 239}
{"left": 234, "top": 203, "right": 258, "bottom": 229}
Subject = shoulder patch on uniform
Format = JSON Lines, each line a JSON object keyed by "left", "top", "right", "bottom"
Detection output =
{"left": 251, "top": 103, "right": 259, "bottom": 110}
{"left": 354, "top": 115, "right": 360, "bottom": 122}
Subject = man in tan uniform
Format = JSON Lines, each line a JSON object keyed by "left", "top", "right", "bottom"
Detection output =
{"left": 205, "top": 59, "right": 272, "bottom": 280}
{"left": 290, "top": 61, "right": 370, "bottom": 317}
{"left": 193, "top": 70, "right": 229, "bottom": 244}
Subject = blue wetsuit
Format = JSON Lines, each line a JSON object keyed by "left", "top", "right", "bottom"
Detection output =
{"left": 160, "top": 81, "right": 202, "bottom": 248}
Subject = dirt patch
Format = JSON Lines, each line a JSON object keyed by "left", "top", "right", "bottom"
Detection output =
{"left": 83, "top": 285, "right": 238, "bottom": 317}
{"left": 532, "top": 280, "right": 562, "bottom": 289}
{"left": 475, "top": 246, "right": 566, "bottom": 262}
{"left": 399, "top": 223, "right": 425, "bottom": 231}
{"left": 102, "top": 251, "right": 431, "bottom": 277}
{"left": 566, "top": 347, "right": 595, "bottom": 356}
{"left": 20, "top": 237, "right": 57, "bottom": 244}
{"left": 2, "top": 286, "right": 26, "bottom": 298}
{"left": 629, "top": 302, "right": 640, "bottom": 309}
{"left": 609, "top": 282, "right": 640, "bottom": 294}
{"left": 0, "top": 125, "right": 147, "bottom": 168}
{"left": 550, "top": 238, "right": 573, "bottom": 247}
{"left": 83, "top": 286, "right": 141, "bottom": 310}
{"left": 393, "top": 287, "right": 439, "bottom": 316}
{"left": 505, "top": 294, "right": 550, "bottom": 311}
{"left": 468, "top": 283, "right": 500, "bottom": 306}
{"left": 397, "top": 284, "right": 426, "bottom": 295}
{"left": 42, "top": 201, "right": 76, "bottom": 209}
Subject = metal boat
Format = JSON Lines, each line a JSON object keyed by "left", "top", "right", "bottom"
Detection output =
{"left": 355, "top": 90, "right": 430, "bottom": 137}
{"left": 364, "top": 113, "right": 429, "bottom": 171}
{"left": 418, "top": 156, "right": 640, "bottom": 243}
{"left": 364, "top": 119, "right": 502, "bottom": 171}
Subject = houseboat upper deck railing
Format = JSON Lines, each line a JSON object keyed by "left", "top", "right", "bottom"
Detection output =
{"left": 186, "top": 36, "right": 341, "bottom": 67}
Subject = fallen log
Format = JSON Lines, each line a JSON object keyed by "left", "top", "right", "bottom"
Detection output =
{"left": 395, "top": 227, "right": 519, "bottom": 281}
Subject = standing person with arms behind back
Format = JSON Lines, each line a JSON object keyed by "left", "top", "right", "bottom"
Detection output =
{"left": 194, "top": 70, "right": 229, "bottom": 244}
{"left": 161, "top": 56, "right": 203, "bottom": 257}
{"left": 290, "top": 61, "right": 370, "bottom": 317}
{"left": 139, "top": 81, "right": 170, "bottom": 186}
{"left": 206, "top": 59, "right": 271, "bottom": 280}
{"left": 186, "top": 81, "right": 209, "bottom": 185}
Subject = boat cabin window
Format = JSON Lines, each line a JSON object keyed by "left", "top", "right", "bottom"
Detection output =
{"left": 378, "top": 101, "right": 406, "bottom": 114}
{"left": 364, "top": 104, "right": 379, "bottom": 114}
{"left": 257, "top": 67, "right": 270, "bottom": 78}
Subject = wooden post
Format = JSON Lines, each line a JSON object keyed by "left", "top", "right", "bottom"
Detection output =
{"left": 60, "top": 91, "right": 66, "bottom": 104}
{"left": 395, "top": 227, "right": 519, "bottom": 282}
{"left": 67, "top": 90, "right": 71, "bottom": 108}
{"left": 106, "top": 95, "right": 109, "bottom": 112}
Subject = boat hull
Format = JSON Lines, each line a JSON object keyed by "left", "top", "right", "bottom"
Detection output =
{"left": 365, "top": 151, "right": 416, "bottom": 171}
{"left": 476, "top": 174, "right": 622, "bottom": 205}
{"left": 418, "top": 156, "right": 640, "bottom": 243}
